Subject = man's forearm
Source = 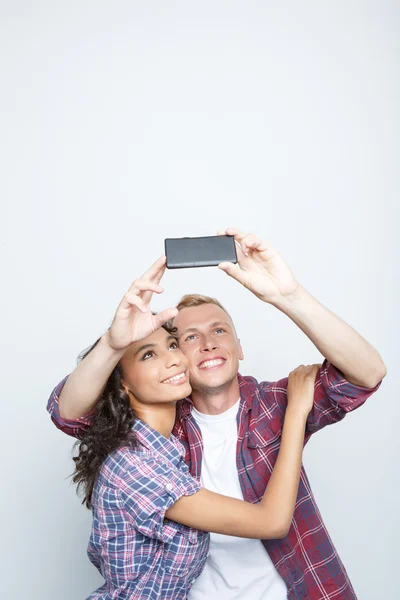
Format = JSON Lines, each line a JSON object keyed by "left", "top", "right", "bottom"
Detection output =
{"left": 272, "top": 285, "right": 386, "bottom": 388}
{"left": 59, "top": 333, "right": 125, "bottom": 420}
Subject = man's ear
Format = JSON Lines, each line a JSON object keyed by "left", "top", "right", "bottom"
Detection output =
{"left": 237, "top": 339, "right": 244, "bottom": 361}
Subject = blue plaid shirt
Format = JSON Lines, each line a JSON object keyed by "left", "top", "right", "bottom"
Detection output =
{"left": 84, "top": 419, "right": 209, "bottom": 599}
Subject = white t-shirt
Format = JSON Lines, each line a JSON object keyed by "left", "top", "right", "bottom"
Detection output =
{"left": 188, "top": 399, "right": 287, "bottom": 600}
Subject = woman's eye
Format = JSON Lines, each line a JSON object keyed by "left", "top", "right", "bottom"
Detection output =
{"left": 142, "top": 351, "right": 154, "bottom": 360}
{"left": 169, "top": 342, "right": 178, "bottom": 350}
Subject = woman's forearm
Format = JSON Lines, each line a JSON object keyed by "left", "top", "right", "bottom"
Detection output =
{"left": 59, "top": 333, "right": 125, "bottom": 420}
{"left": 259, "top": 408, "right": 307, "bottom": 534}
{"left": 165, "top": 408, "right": 307, "bottom": 539}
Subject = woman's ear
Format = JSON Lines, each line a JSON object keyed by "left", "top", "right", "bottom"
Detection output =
{"left": 120, "top": 376, "right": 130, "bottom": 397}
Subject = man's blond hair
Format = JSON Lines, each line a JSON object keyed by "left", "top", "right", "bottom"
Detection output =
{"left": 176, "top": 294, "right": 232, "bottom": 321}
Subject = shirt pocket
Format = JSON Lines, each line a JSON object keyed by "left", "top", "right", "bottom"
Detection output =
{"left": 164, "top": 524, "right": 209, "bottom": 577}
{"left": 246, "top": 417, "right": 282, "bottom": 449}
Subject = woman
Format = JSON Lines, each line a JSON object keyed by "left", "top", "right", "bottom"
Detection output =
{"left": 53, "top": 258, "right": 319, "bottom": 599}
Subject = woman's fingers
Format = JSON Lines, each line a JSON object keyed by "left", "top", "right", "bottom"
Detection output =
{"left": 118, "top": 292, "right": 147, "bottom": 313}
{"left": 128, "top": 279, "right": 164, "bottom": 296}
{"left": 153, "top": 307, "right": 179, "bottom": 329}
{"left": 138, "top": 257, "right": 167, "bottom": 302}
{"left": 116, "top": 258, "right": 168, "bottom": 317}
{"left": 141, "top": 256, "right": 167, "bottom": 283}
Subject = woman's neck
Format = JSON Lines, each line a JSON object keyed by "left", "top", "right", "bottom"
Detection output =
{"left": 131, "top": 401, "right": 177, "bottom": 439}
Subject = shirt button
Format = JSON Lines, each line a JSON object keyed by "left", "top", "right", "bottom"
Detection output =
{"left": 165, "top": 483, "right": 173, "bottom": 492}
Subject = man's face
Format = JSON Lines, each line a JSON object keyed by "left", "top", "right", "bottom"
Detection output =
{"left": 174, "top": 303, "right": 244, "bottom": 394}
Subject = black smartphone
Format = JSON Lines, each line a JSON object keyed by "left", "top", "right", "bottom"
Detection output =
{"left": 165, "top": 235, "right": 238, "bottom": 269}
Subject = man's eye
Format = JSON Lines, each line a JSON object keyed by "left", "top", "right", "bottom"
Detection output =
{"left": 186, "top": 334, "right": 197, "bottom": 342}
{"left": 215, "top": 328, "right": 225, "bottom": 334}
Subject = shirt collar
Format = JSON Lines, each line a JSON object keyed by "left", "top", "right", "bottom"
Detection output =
{"left": 133, "top": 418, "right": 185, "bottom": 467}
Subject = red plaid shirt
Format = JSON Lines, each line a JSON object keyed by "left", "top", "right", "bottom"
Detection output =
{"left": 47, "top": 359, "right": 381, "bottom": 600}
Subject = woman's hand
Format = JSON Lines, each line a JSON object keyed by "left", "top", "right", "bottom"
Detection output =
{"left": 105, "top": 256, "right": 178, "bottom": 351}
{"left": 286, "top": 364, "right": 321, "bottom": 418}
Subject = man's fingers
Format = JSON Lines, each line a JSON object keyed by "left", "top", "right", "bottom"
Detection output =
{"left": 234, "top": 242, "right": 251, "bottom": 264}
{"left": 240, "top": 234, "right": 268, "bottom": 254}
{"left": 224, "top": 227, "right": 246, "bottom": 240}
{"left": 153, "top": 308, "right": 179, "bottom": 329}
{"left": 221, "top": 229, "right": 271, "bottom": 256}
{"left": 218, "top": 261, "right": 249, "bottom": 286}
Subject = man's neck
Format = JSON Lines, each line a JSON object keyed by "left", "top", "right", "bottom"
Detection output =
{"left": 191, "top": 377, "right": 240, "bottom": 415}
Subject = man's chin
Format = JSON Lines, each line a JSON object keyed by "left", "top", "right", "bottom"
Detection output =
{"left": 191, "top": 373, "right": 237, "bottom": 394}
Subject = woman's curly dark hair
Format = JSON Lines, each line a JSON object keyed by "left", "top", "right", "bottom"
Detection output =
{"left": 72, "top": 322, "right": 176, "bottom": 509}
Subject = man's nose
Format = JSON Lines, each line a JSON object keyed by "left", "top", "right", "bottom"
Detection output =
{"left": 201, "top": 337, "right": 218, "bottom": 352}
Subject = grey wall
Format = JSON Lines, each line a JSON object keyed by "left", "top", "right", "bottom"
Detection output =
{"left": 2, "top": 1, "right": 398, "bottom": 598}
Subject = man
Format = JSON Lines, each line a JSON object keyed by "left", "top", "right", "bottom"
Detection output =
{"left": 47, "top": 228, "right": 386, "bottom": 599}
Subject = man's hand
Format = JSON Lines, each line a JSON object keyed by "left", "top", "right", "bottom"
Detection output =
{"left": 217, "top": 229, "right": 386, "bottom": 388}
{"left": 217, "top": 228, "right": 299, "bottom": 304}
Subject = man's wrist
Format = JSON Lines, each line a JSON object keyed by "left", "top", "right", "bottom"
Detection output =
{"left": 269, "top": 284, "right": 310, "bottom": 313}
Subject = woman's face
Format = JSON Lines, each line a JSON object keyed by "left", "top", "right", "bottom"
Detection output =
{"left": 120, "top": 327, "right": 191, "bottom": 405}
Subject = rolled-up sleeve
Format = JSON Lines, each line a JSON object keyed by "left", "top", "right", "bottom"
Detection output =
{"left": 306, "top": 359, "right": 382, "bottom": 434}
{"left": 118, "top": 459, "right": 201, "bottom": 543}
{"left": 46, "top": 375, "right": 94, "bottom": 439}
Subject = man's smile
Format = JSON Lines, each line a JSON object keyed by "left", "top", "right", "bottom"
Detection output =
{"left": 198, "top": 357, "right": 226, "bottom": 370}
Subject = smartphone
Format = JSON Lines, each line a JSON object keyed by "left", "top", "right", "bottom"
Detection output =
{"left": 165, "top": 235, "right": 238, "bottom": 269}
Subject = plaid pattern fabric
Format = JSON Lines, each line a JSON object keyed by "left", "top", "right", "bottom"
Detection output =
{"left": 62, "top": 416, "right": 209, "bottom": 599}
{"left": 174, "top": 360, "right": 381, "bottom": 600}
{"left": 47, "top": 360, "right": 381, "bottom": 599}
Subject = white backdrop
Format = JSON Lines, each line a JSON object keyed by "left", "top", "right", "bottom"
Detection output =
{"left": 2, "top": 2, "right": 398, "bottom": 598}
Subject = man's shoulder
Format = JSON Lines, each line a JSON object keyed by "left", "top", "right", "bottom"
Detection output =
{"left": 237, "top": 372, "right": 289, "bottom": 419}
{"left": 238, "top": 372, "right": 288, "bottom": 395}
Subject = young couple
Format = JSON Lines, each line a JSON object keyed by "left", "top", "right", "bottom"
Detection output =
{"left": 47, "top": 228, "right": 386, "bottom": 599}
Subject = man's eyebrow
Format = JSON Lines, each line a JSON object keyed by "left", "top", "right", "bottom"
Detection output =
{"left": 179, "top": 321, "right": 231, "bottom": 336}
{"left": 178, "top": 327, "right": 198, "bottom": 337}
{"left": 210, "top": 321, "right": 231, "bottom": 328}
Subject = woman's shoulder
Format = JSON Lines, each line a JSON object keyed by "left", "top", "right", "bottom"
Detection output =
{"left": 98, "top": 444, "right": 168, "bottom": 487}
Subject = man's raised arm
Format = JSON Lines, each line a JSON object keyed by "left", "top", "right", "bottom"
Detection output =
{"left": 218, "top": 228, "right": 386, "bottom": 389}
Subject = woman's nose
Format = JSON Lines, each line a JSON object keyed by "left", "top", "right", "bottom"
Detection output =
{"left": 165, "top": 351, "right": 181, "bottom": 368}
